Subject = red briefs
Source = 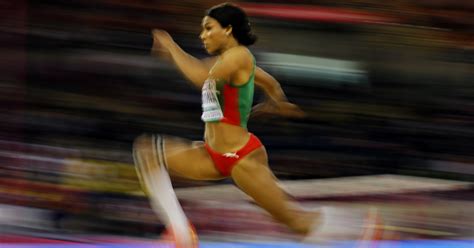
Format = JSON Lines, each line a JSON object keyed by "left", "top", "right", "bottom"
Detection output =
{"left": 204, "top": 133, "right": 263, "bottom": 177}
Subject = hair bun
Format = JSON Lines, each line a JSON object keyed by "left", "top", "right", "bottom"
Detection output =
{"left": 206, "top": 3, "right": 257, "bottom": 46}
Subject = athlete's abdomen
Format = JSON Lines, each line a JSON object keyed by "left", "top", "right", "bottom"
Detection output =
{"left": 204, "top": 122, "right": 250, "bottom": 153}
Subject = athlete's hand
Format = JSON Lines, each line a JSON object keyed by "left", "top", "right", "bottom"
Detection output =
{"left": 252, "top": 101, "right": 306, "bottom": 118}
{"left": 151, "top": 29, "right": 175, "bottom": 57}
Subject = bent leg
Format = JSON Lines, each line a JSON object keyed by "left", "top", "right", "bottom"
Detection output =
{"left": 161, "top": 135, "right": 225, "bottom": 181}
{"left": 133, "top": 134, "right": 171, "bottom": 222}
{"left": 133, "top": 134, "right": 209, "bottom": 247}
{"left": 230, "top": 147, "right": 317, "bottom": 235}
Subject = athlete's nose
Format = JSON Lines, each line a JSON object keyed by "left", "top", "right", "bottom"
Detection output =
{"left": 199, "top": 31, "right": 206, "bottom": 41}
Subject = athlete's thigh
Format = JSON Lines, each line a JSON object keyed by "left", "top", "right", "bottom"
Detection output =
{"left": 232, "top": 146, "right": 271, "bottom": 175}
{"left": 230, "top": 146, "right": 282, "bottom": 195}
{"left": 230, "top": 147, "right": 295, "bottom": 215}
{"left": 162, "top": 136, "right": 225, "bottom": 181}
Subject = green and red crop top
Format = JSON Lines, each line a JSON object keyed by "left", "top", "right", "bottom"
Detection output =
{"left": 201, "top": 59, "right": 255, "bottom": 128}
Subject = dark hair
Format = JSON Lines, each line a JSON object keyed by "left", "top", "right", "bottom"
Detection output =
{"left": 206, "top": 3, "right": 257, "bottom": 46}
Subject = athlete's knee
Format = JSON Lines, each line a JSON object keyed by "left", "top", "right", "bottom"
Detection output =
{"left": 133, "top": 133, "right": 154, "bottom": 153}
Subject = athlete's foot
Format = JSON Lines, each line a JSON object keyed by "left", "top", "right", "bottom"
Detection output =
{"left": 161, "top": 223, "right": 199, "bottom": 248}
{"left": 301, "top": 207, "right": 329, "bottom": 244}
{"left": 302, "top": 206, "right": 384, "bottom": 246}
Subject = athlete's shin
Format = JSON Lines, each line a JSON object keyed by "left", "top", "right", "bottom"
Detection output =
{"left": 263, "top": 202, "right": 316, "bottom": 235}
{"left": 132, "top": 134, "right": 192, "bottom": 244}
{"left": 133, "top": 134, "right": 169, "bottom": 223}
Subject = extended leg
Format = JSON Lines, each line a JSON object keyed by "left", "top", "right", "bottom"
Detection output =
{"left": 230, "top": 148, "right": 319, "bottom": 235}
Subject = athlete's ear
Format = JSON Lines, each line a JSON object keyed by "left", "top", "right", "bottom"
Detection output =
{"left": 225, "top": 25, "right": 232, "bottom": 36}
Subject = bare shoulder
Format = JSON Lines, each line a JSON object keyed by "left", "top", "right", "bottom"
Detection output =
{"left": 209, "top": 47, "right": 253, "bottom": 83}
{"left": 220, "top": 46, "right": 253, "bottom": 68}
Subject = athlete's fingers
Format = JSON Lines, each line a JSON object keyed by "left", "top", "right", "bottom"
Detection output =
{"left": 151, "top": 29, "right": 174, "bottom": 49}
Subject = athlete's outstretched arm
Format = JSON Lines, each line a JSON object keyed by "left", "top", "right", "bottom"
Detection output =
{"left": 151, "top": 29, "right": 215, "bottom": 88}
{"left": 253, "top": 67, "right": 305, "bottom": 118}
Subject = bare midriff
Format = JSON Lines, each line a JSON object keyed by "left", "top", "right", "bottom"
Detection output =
{"left": 204, "top": 122, "right": 250, "bottom": 153}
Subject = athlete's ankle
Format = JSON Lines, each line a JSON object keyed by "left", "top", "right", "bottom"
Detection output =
{"left": 291, "top": 210, "right": 322, "bottom": 235}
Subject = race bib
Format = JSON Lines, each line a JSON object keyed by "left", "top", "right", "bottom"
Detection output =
{"left": 201, "top": 78, "right": 223, "bottom": 122}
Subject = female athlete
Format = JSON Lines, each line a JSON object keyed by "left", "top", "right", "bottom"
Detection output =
{"left": 133, "top": 3, "right": 321, "bottom": 247}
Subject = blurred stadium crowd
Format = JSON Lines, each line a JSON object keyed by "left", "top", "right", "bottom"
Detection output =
{"left": 0, "top": 0, "right": 473, "bottom": 241}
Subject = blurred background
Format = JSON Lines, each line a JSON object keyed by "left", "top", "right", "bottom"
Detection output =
{"left": 0, "top": 0, "right": 473, "bottom": 246}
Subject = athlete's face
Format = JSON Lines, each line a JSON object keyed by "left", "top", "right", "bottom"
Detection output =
{"left": 200, "top": 16, "right": 230, "bottom": 55}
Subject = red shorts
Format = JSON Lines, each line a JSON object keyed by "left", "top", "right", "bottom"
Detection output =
{"left": 204, "top": 133, "right": 263, "bottom": 177}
